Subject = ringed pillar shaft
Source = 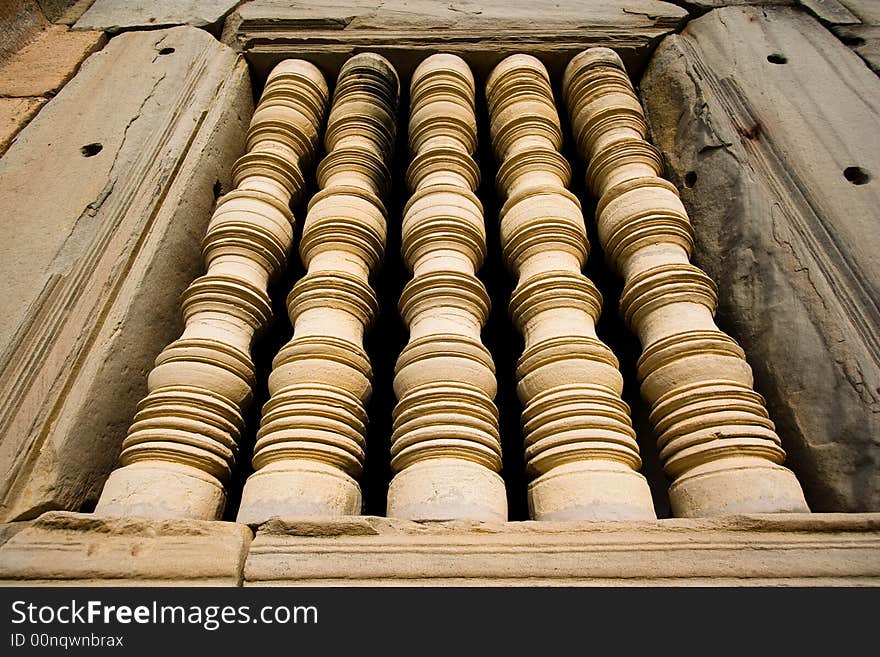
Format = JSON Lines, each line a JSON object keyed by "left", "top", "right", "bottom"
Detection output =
{"left": 486, "top": 54, "right": 655, "bottom": 521}
{"left": 563, "top": 48, "right": 809, "bottom": 517}
{"left": 95, "top": 60, "right": 328, "bottom": 520}
{"left": 237, "top": 53, "right": 399, "bottom": 523}
{"left": 386, "top": 54, "right": 507, "bottom": 521}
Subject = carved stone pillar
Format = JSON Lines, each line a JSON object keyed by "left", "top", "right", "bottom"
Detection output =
{"left": 486, "top": 54, "right": 655, "bottom": 521}
{"left": 386, "top": 54, "right": 507, "bottom": 521}
{"left": 237, "top": 53, "right": 399, "bottom": 523}
{"left": 563, "top": 48, "right": 809, "bottom": 517}
{"left": 95, "top": 60, "right": 328, "bottom": 520}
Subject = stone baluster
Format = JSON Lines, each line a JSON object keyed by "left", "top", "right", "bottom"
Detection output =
{"left": 95, "top": 60, "right": 328, "bottom": 520}
{"left": 237, "top": 53, "right": 399, "bottom": 523}
{"left": 563, "top": 48, "right": 809, "bottom": 516}
{"left": 486, "top": 54, "right": 655, "bottom": 521}
{"left": 386, "top": 54, "right": 507, "bottom": 521}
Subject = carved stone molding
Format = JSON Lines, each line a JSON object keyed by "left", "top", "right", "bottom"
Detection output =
{"left": 96, "top": 58, "right": 328, "bottom": 520}
{"left": 386, "top": 53, "right": 506, "bottom": 521}
{"left": 237, "top": 53, "right": 399, "bottom": 524}
{"left": 243, "top": 513, "right": 880, "bottom": 586}
{"left": 3, "top": 512, "right": 877, "bottom": 586}
{"left": 564, "top": 47, "right": 809, "bottom": 517}
{"left": 0, "top": 512, "right": 252, "bottom": 586}
{"left": 486, "top": 54, "right": 655, "bottom": 521}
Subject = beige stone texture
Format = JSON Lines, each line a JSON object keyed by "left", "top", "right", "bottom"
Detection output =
{"left": 0, "top": 26, "right": 253, "bottom": 522}
{"left": 564, "top": 46, "right": 809, "bottom": 517}
{"left": 0, "top": 24, "right": 105, "bottom": 98}
{"left": 75, "top": 0, "right": 239, "bottom": 34}
{"left": 38, "top": 0, "right": 96, "bottom": 25}
{"left": 682, "top": 0, "right": 795, "bottom": 6}
{"left": 0, "top": 97, "right": 45, "bottom": 156}
{"left": 485, "top": 55, "right": 655, "bottom": 521}
{"left": 795, "top": 1, "right": 880, "bottom": 71}
{"left": 96, "top": 58, "right": 327, "bottom": 521}
{"left": 244, "top": 514, "right": 880, "bottom": 585}
{"left": 0, "top": 0, "right": 48, "bottom": 60}
{"left": 387, "top": 54, "right": 506, "bottom": 521}
{"left": 800, "top": 0, "right": 871, "bottom": 24}
{"left": 221, "top": 0, "right": 687, "bottom": 82}
{"left": 236, "top": 53, "right": 399, "bottom": 525}
{"left": 0, "top": 521, "right": 33, "bottom": 550}
{"left": 640, "top": 7, "right": 880, "bottom": 512}
{"left": 0, "top": 512, "right": 252, "bottom": 585}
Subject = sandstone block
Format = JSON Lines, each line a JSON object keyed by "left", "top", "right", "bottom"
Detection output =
{"left": 0, "top": 26, "right": 253, "bottom": 521}
{"left": 38, "top": 0, "right": 96, "bottom": 25}
{"left": 244, "top": 514, "right": 880, "bottom": 585}
{"left": 75, "top": 0, "right": 240, "bottom": 33}
{"left": 0, "top": 0, "right": 48, "bottom": 60}
{"left": 0, "top": 24, "right": 105, "bottom": 98}
{"left": 640, "top": 6, "right": 880, "bottom": 511}
{"left": 0, "top": 512, "right": 252, "bottom": 585}
{"left": 0, "top": 97, "right": 46, "bottom": 156}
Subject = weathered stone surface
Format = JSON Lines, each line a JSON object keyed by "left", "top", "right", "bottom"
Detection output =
{"left": 0, "top": 26, "right": 253, "bottom": 522}
{"left": 244, "top": 514, "right": 880, "bottom": 585}
{"left": 821, "top": 1, "right": 880, "bottom": 72}
{"left": 0, "top": 521, "right": 33, "bottom": 549}
{"left": 0, "top": 24, "right": 105, "bottom": 98}
{"left": 221, "top": 0, "right": 687, "bottom": 82}
{"left": 800, "top": 0, "right": 862, "bottom": 24}
{"left": 0, "top": 512, "right": 252, "bottom": 585}
{"left": 794, "top": 1, "right": 880, "bottom": 71}
{"left": 0, "top": 97, "right": 45, "bottom": 156}
{"left": 38, "top": 0, "right": 96, "bottom": 25}
{"left": 834, "top": 25, "right": 880, "bottom": 72}
{"left": 682, "top": 0, "right": 794, "bottom": 8}
{"left": 640, "top": 7, "right": 880, "bottom": 512}
{"left": 75, "top": 0, "right": 240, "bottom": 33}
{"left": 0, "top": 0, "right": 48, "bottom": 60}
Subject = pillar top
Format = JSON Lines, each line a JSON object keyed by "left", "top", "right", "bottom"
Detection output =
{"left": 338, "top": 51, "right": 401, "bottom": 101}
{"left": 486, "top": 53, "right": 551, "bottom": 92}
{"left": 412, "top": 53, "right": 475, "bottom": 93}
{"left": 562, "top": 47, "right": 627, "bottom": 103}
{"left": 267, "top": 58, "right": 328, "bottom": 96}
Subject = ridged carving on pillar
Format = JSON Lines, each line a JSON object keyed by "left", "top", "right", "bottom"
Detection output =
{"left": 386, "top": 54, "right": 507, "bottom": 521}
{"left": 563, "top": 47, "right": 809, "bottom": 517}
{"left": 237, "top": 53, "right": 399, "bottom": 524}
{"left": 486, "top": 54, "right": 656, "bottom": 521}
{"left": 95, "top": 60, "right": 328, "bottom": 520}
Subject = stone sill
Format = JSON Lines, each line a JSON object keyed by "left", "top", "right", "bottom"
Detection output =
{"left": 0, "top": 512, "right": 879, "bottom": 586}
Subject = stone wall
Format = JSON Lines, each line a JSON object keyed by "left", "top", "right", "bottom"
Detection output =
{"left": 0, "top": 0, "right": 878, "bottom": 583}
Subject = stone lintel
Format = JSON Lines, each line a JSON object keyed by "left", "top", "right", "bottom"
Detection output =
{"left": 220, "top": 0, "right": 688, "bottom": 84}
{"left": 0, "top": 512, "right": 253, "bottom": 586}
{"left": 244, "top": 514, "right": 880, "bottom": 586}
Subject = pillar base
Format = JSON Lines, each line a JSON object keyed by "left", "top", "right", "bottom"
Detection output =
{"left": 528, "top": 461, "right": 657, "bottom": 521}
{"left": 94, "top": 462, "right": 226, "bottom": 520}
{"left": 236, "top": 461, "right": 362, "bottom": 525}
{"left": 387, "top": 458, "right": 508, "bottom": 521}
{"left": 669, "top": 458, "right": 810, "bottom": 517}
